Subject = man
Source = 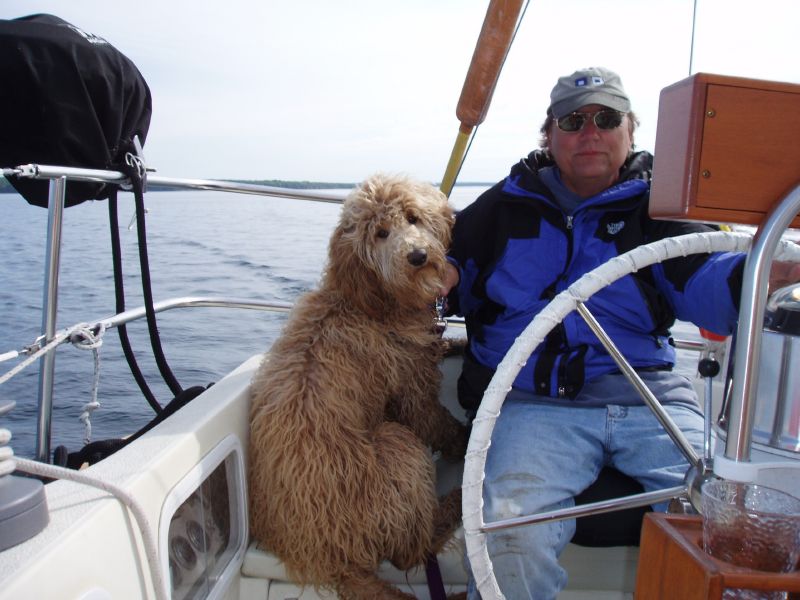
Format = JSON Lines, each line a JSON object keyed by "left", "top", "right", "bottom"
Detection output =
{"left": 441, "top": 67, "right": 796, "bottom": 599}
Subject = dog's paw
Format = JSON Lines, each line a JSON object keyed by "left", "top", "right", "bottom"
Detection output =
{"left": 441, "top": 336, "right": 467, "bottom": 358}
{"left": 439, "top": 423, "right": 469, "bottom": 462}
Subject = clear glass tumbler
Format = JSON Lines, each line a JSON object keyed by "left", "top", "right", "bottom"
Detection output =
{"left": 702, "top": 479, "right": 800, "bottom": 600}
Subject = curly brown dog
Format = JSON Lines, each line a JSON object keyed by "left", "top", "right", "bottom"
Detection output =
{"left": 249, "top": 173, "right": 469, "bottom": 599}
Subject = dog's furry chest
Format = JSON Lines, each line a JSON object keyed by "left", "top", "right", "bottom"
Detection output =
{"left": 386, "top": 322, "right": 444, "bottom": 361}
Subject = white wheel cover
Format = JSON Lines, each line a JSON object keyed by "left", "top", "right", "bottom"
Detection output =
{"left": 463, "top": 231, "right": 800, "bottom": 599}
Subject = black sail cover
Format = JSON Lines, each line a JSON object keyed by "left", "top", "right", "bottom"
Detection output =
{"left": 0, "top": 14, "right": 152, "bottom": 207}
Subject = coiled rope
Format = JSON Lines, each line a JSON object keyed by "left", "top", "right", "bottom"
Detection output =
{"left": 0, "top": 400, "right": 16, "bottom": 477}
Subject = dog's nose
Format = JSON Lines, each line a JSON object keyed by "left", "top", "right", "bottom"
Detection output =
{"left": 407, "top": 248, "right": 428, "bottom": 267}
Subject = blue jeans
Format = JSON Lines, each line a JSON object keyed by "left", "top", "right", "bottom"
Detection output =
{"left": 466, "top": 394, "right": 704, "bottom": 600}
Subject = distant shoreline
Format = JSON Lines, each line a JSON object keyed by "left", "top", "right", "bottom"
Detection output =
{"left": 0, "top": 176, "right": 492, "bottom": 194}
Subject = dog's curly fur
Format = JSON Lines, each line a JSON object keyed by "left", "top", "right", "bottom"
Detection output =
{"left": 249, "top": 174, "right": 469, "bottom": 599}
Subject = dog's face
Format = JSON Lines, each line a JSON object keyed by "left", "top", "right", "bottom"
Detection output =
{"left": 328, "top": 174, "right": 454, "bottom": 310}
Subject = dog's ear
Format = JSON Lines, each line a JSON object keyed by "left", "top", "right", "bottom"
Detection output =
{"left": 325, "top": 224, "right": 391, "bottom": 319}
{"left": 419, "top": 185, "right": 455, "bottom": 247}
{"left": 338, "top": 221, "right": 357, "bottom": 235}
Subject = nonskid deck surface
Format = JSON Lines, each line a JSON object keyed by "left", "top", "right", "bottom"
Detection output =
{"left": 241, "top": 532, "right": 638, "bottom": 600}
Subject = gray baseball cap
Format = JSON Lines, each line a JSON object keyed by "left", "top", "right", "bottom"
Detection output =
{"left": 548, "top": 67, "right": 631, "bottom": 118}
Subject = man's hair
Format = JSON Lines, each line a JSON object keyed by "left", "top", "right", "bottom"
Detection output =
{"left": 539, "top": 110, "right": 639, "bottom": 149}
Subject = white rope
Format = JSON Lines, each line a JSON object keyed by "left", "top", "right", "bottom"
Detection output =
{"left": 0, "top": 397, "right": 16, "bottom": 477}
{"left": 0, "top": 323, "right": 107, "bottom": 444}
{"left": 0, "top": 333, "right": 68, "bottom": 386}
{"left": 0, "top": 447, "right": 14, "bottom": 477}
{"left": 0, "top": 323, "right": 91, "bottom": 386}
{"left": 78, "top": 400, "right": 100, "bottom": 444}
{"left": 79, "top": 401, "right": 101, "bottom": 444}
{"left": 14, "top": 457, "right": 168, "bottom": 600}
{"left": 463, "top": 231, "right": 800, "bottom": 599}
{"left": 1, "top": 398, "right": 18, "bottom": 477}
{"left": 69, "top": 324, "right": 106, "bottom": 444}
{"left": 0, "top": 322, "right": 108, "bottom": 444}
{"left": 0, "top": 423, "right": 15, "bottom": 478}
{"left": 0, "top": 349, "right": 20, "bottom": 363}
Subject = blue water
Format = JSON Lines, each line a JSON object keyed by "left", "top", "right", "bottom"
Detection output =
{"left": 0, "top": 186, "right": 485, "bottom": 459}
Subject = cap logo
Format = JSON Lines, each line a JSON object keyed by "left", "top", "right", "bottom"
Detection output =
{"left": 574, "top": 76, "right": 605, "bottom": 88}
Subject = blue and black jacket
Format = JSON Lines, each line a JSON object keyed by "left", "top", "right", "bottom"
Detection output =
{"left": 447, "top": 150, "right": 745, "bottom": 410}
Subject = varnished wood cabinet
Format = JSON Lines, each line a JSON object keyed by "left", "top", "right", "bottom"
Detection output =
{"left": 650, "top": 73, "right": 800, "bottom": 228}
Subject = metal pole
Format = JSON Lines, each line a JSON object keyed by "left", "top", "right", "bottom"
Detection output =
{"left": 724, "top": 184, "right": 800, "bottom": 462}
{"left": 704, "top": 375, "right": 714, "bottom": 461}
{"left": 576, "top": 302, "right": 701, "bottom": 466}
{"left": 35, "top": 176, "right": 66, "bottom": 462}
{"left": 12, "top": 163, "right": 348, "bottom": 204}
{"left": 482, "top": 485, "right": 687, "bottom": 532}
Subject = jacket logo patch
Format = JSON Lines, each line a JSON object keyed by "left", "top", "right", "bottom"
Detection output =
{"left": 62, "top": 24, "right": 109, "bottom": 45}
{"left": 607, "top": 221, "right": 625, "bottom": 235}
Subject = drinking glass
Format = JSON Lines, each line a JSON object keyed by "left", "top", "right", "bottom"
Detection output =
{"left": 702, "top": 479, "right": 800, "bottom": 600}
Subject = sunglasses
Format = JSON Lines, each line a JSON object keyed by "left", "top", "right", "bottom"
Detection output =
{"left": 556, "top": 110, "right": 625, "bottom": 133}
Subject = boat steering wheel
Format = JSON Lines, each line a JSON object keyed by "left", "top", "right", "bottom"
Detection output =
{"left": 462, "top": 230, "right": 800, "bottom": 599}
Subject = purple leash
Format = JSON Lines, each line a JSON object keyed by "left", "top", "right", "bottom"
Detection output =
{"left": 425, "top": 553, "right": 448, "bottom": 600}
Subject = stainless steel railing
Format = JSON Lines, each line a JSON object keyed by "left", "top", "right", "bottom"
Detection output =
{"left": 5, "top": 163, "right": 349, "bottom": 461}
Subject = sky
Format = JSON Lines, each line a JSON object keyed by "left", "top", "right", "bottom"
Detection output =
{"left": 2, "top": 0, "right": 798, "bottom": 185}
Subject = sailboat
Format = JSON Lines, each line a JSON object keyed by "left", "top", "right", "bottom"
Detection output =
{"left": 1, "top": 2, "right": 800, "bottom": 599}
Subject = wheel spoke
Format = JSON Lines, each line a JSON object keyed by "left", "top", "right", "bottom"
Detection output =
{"left": 576, "top": 302, "right": 700, "bottom": 466}
{"left": 481, "top": 484, "right": 687, "bottom": 533}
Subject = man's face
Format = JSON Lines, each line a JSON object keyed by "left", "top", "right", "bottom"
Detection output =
{"left": 548, "top": 103, "right": 633, "bottom": 197}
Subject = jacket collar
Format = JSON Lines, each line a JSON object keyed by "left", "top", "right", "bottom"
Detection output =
{"left": 503, "top": 150, "right": 653, "bottom": 207}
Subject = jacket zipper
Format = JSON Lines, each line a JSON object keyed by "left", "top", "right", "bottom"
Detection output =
{"left": 555, "top": 213, "right": 574, "bottom": 398}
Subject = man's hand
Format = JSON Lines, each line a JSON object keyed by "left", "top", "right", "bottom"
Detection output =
{"left": 440, "top": 262, "right": 460, "bottom": 297}
{"left": 769, "top": 260, "right": 800, "bottom": 294}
